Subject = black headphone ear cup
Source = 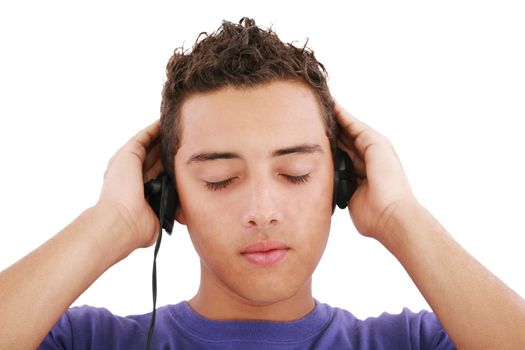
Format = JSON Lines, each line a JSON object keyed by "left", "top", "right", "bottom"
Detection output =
{"left": 332, "top": 148, "right": 358, "bottom": 213}
{"left": 160, "top": 176, "right": 178, "bottom": 234}
{"left": 144, "top": 173, "right": 179, "bottom": 234}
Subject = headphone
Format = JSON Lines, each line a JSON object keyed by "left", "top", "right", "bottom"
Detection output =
{"left": 144, "top": 146, "right": 358, "bottom": 234}
{"left": 142, "top": 146, "right": 358, "bottom": 349}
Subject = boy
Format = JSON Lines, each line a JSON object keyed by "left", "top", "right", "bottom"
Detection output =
{"left": 1, "top": 17, "right": 524, "bottom": 349}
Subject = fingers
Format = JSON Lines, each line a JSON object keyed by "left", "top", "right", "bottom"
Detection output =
{"left": 334, "top": 104, "right": 366, "bottom": 177}
{"left": 125, "top": 120, "right": 161, "bottom": 161}
{"left": 139, "top": 120, "right": 165, "bottom": 182}
{"left": 142, "top": 140, "right": 165, "bottom": 182}
{"left": 143, "top": 158, "right": 165, "bottom": 182}
{"left": 142, "top": 137, "right": 161, "bottom": 172}
{"left": 130, "top": 119, "right": 161, "bottom": 148}
{"left": 116, "top": 119, "right": 161, "bottom": 167}
{"left": 334, "top": 103, "right": 370, "bottom": 140}
{"left": 337, "top": 139, "right": 366, "bottom": 178}
{"left": 334, "top": 102, "right": 392, "bottom": 157}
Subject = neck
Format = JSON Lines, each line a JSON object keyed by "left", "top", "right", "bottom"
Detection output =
{"left": 188, "top": 265, "right": 315, "bottom": 322}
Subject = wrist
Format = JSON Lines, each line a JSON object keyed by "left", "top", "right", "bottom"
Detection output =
{"left": 375, "top": 196, "right": 425, "bottom": 250}
{"left": 82, "top": 202, "right": 139, "bottom": 265}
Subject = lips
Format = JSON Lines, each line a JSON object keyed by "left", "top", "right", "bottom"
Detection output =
{"left": 241, "top": 240, "right": 290, "bottom": 266}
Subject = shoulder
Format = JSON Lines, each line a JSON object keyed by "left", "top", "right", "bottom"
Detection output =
{"left": 63, "top": 305, "right": 148, "bottom": 334}
{"left": 319, "top": 303, "right": 455, "bottom": 350}
{"left": 38, "top": 305, "right": 174, "bottom": 350}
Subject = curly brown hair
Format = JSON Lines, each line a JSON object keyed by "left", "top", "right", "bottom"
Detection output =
{"left": 160, "top": 17, "right": 337, "bottom": 182}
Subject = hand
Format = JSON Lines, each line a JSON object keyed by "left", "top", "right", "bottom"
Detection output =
{"left": 335, "top": 103, "right": 416, "bottom": 241}
{"left": 97, "top": 120, "right": 164, "bottom": 249}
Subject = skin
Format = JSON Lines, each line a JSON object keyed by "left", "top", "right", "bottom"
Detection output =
{"left": 174, "top": 81, "right": 333, "bottom": 320}
{"left": 335, "top": 104, "right": 525, "bottom": 349}
{"left": 0, "top": 79, "right": 524, "bottom": 349}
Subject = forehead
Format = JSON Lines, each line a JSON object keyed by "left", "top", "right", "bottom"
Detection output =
{"left": 178, "top": 80, "right": 327, "bottom": 154}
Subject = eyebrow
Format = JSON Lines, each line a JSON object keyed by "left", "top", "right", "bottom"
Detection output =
{"left": 186, "top": 143, "right": 323, "bottom": 165}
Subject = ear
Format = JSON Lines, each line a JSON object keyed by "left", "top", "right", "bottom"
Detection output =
{"left": 175, "top": 206, "right": 186, "bottom": 225}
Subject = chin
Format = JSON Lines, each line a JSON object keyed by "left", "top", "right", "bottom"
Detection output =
{"left": 229, "top": 272, "right": 311, "bottom": 306}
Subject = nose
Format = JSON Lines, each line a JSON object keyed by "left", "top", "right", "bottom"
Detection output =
{"left": 241, "top": 175, "right": 283, "bottom": 230}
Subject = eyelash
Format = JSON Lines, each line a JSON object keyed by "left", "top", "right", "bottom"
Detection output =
{"left": 205, "top": 174, "right": 311, "bottom": 192}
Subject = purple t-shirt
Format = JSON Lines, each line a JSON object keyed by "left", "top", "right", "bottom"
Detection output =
{"left": 39, "top": 300, "right": 456, "bottom": 349}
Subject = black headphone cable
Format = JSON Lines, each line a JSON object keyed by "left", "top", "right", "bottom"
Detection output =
{"left": 146, "top": 175, "right": 166, "bottom": 350}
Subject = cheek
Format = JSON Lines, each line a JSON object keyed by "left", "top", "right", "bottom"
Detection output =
{"left": 295, "top": 166, "right": 333, "bottom": 255}
{"left": 181, "top": 194, "right": 236, "bottom": 259}
{"left": 296, "top": 165, "right": 334, "bottom": 217}
{"left": 296, "top": 199, "right": 332, "bottom": 256}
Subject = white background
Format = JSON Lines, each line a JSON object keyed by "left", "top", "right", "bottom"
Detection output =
{"left": 1, "top": 0, "right": 524, "bottom": 320}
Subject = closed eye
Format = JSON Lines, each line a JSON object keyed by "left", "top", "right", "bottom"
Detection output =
{"left": 205, "top": 173, "right": 311, "bottom": 192}
{"left": 281, "top": 173, "right": 311, "bottom": 184}
{"left": 206, "top": 178, "right": 235, "bottom": 191}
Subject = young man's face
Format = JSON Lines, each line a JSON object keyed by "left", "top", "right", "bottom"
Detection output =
{"left": 174, "top": 80, "right": 333, "bottom": 306}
